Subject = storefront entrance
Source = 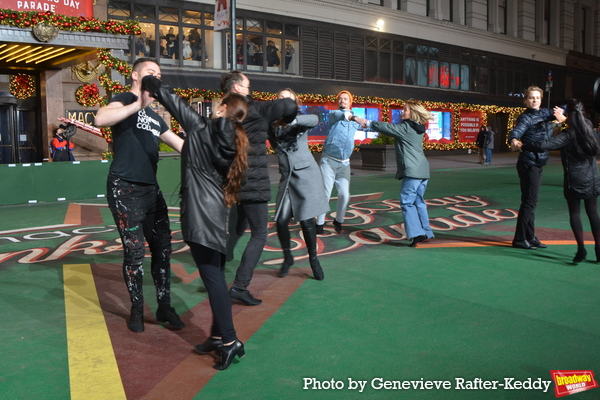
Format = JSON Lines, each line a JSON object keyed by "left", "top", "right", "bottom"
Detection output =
{"left": 0, "top": 103, "right": 40, "bottom": 164}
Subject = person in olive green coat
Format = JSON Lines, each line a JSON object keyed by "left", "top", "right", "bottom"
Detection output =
{"left": 367, "top": 99, "right": 434, "bottom": 247}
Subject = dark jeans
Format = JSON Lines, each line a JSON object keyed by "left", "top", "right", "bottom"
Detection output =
{"left": 107, "top": 174, "right": 172, "bottom": 307}
{"left": 229, "top": 201, "right": 268, "bottom": 290}
{"left": 188, "top": 242, "right": 237, "bottom": 343}
{"left": 514, "top": 161, "right": 543, "bottom": 242}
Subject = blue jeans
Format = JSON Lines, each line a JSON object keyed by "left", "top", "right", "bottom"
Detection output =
{"left": 485, "top": 148, "right": 492, "bottom": 164}
{"left": 400, "top": 177, "right": 434, "bottom": 240}
{"left": 317, "top": 156, "right": 351, "bottom": 225}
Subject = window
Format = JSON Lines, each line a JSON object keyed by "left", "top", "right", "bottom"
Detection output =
{"left": 499, "top": 1, "right": 507, "bottom": 35}
{"left": 581, "top": 7, "right": 587, "bottom": 53}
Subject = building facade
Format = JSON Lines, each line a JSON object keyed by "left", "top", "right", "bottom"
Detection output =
{"left": 0, "top": 0, "right": 599, "bottom": 162}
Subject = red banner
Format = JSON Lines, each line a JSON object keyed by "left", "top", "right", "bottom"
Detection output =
{"left": 458, "top": 110, "right": 482, "bottom": 143}
{"left": 0, "top": 0, "right": 94, "bottom": 17}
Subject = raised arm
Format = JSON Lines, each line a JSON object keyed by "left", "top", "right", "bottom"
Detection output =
{"left": 142, "top": 75, "right": 209, "bottom": 138}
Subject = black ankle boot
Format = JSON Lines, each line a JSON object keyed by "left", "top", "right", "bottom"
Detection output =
{"left": 280, "top": 249, "right": 294, "bottom": 277}
{"left": 214, "top": 340, "right": 245, "bottom": 370}
{"left": 195, "top": 337, "right": 222, "bottom": 354}
{"left": 310, "top": 257, "right": 324, "bottom": 281}
{"left": 573, "top": 247, "right": 587, "bottom": 263}
{"left": 595, "top": 245, "right": 600, "bottom": 263}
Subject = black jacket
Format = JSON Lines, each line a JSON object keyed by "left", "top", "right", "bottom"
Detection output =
{"left": 238, "top": 98, "right": 297, "bottom": 203}
{"left": 144, "top": 76, "right": 237, "bottom": 253}
{"left": 523, "top": 129, "right": 600, "bottom": 199}
{"left": 509, "top": 108, "right": 556, "bottom": 167}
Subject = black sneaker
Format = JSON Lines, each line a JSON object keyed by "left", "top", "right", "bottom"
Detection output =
{"left": 156, "top": 305, "right": 186, "bottom": 329}
{"left": 128, "top": 306, "right": 144, "bottom": 333}
{"left": 316, "top": 224, "right": 324, "bottom": 235}
{"left": 333, "top": 220, "right": 343, "bottom": 234}
{"left": 229, "top": 287, "right": 262, "bottom": 306}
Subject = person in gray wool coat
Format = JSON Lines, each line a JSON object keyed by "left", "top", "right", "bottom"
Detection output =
{"left": 269, "top": 88, "right": 329, "bottom": 280}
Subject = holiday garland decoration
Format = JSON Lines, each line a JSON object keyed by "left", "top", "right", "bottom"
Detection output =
{"left": 90, "top": 51, "right": 526, "bottom": 152}
{"left": 98, "top": 73, "right": 129, "bottom": 95}
{"left": 0, "top": 9, "right": 139, "bottom": 35}
{"left": 75, "top": 83, "right": 105, "bottom": 107}
{"left": 97, "top": 49, "right": 132, "bottom": 78}
{"left": 9, "top": 73, "right": 36, "bottom": 99}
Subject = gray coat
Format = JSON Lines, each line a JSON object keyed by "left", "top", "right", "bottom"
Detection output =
{"left": 270, "top": 114, "right": 329, "bottom": 222}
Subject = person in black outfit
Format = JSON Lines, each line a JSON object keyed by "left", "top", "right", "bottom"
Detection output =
{"left": 221, "top": 70, "right": 297, "bottom": 306}
{"left": 509, "top": 86, "right": 566, "bottom": 250}
{"left": 519, "top": 99, "right": 600, "bottom": 263}
{"left": 143, "top": 74, "right": 249, "bottom": 370}
{"left": 95, "top": 58, "right": 185, "bottom": 333}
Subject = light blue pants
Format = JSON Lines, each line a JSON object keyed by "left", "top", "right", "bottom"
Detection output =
{"left": 400, "top": 177, "right": 434, "bottom": 240}
{"left": 317, "top": 156, "right": 351, "bottom": 225}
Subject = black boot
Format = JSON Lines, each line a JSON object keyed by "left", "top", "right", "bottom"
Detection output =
{"left": 214, "top": 340, "right": 245, "bottom": 370}
{"left": 573, "top": 246, "right": 587, "bottom": 263}
{"left": 310, "top": 257, "right": 324, "bottom": 281}
{"left": 128, "top": 306, "right": 144, "bottom": 333}
{"left": 279, "top": 248, "right": 294, "bottom": 277}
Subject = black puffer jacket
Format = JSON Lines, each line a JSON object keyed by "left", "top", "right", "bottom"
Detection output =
{"left": 523, "top": 129, "right": 600, "bottom": 199}
{"left": 238, "top": 98, "right": 297, "bottom": 203}
{"left": 509, "top": 108, "right": 556, "bottom": 167}
{"left": 143, "top": 76, "right": 237, "bottom": 253}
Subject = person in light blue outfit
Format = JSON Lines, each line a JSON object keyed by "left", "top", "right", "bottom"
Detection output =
{"left": 316, "top": 90, "right": 367, "bottom": 234}
{"left": 366, "top": 99, "right": 434, "bottom": 247}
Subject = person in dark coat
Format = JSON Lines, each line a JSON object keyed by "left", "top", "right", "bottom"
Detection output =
{"left": 476, "top": 125, "right": 486, "bottom": 164}
{"left": 221, "top": 70, "right": 297, "bottom": 306}
{"left": 269, "top": 88, "right": 329, "bottom": 280}
{"left": 520, "top": 99, "right": 600, "bottom": 263}
{"left": 509, "top": 86, "right": 566, "bottom": 250}
{"left": 142, "top": 75, "right": 249, "bottom": 371}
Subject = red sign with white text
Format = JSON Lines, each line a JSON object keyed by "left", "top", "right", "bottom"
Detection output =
{"left": 0, "top": 0, "right": 93, "bottom": 18}
{"left": 458, "top": 110, "right": 482, "bottom": 143}
{"left": 551, "top": 370, "right": 599, "bottom": 397}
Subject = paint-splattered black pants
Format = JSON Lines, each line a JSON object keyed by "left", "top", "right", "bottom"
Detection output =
{"left": 107, "top": 174, "right": 172, "bottom": 308}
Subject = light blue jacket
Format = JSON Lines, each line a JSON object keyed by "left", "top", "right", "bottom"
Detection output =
{"left": 322, "top": 109, "right": 362, "bottom": 160}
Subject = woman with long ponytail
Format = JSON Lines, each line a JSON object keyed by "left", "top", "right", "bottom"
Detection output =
{"left": 141, "top": 76, "right": 249, "bottom": 370}
{"left": 521, "top": 99, "right": 600, "bottom": 262}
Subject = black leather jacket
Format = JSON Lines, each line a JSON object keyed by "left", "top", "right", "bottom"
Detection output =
{"left": 509, "top": 108, "right": 556, "bottom": 167}
{"left": 523, "top": 128, "right": 600, "bottom": 199}
{"left": 144, "top": 76, "right": 237, "bottom": 253}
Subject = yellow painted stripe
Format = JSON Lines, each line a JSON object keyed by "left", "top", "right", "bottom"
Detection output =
{"left": 63, "top": 264, "right": 126, "bottom": 400}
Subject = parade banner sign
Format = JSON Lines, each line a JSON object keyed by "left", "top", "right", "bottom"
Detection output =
{"left": 458, "top": 110, "right": 482, "bottom": 143}
{"left": 0, "top": 0, "right": 94, "bottom": 17}
{"left": 214, "top": 0, "right": 229, "bottom": 31}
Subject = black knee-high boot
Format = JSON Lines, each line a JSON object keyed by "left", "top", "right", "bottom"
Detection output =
{"left": 301, "top": 219, "right": 324, "bottom": 281}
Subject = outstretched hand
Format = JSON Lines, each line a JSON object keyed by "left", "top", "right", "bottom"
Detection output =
{"left": 354, "top": 117, "right": 367, "bottom": 129}
{"left": 510, "top": 139, "right": 522, "bottom": 152}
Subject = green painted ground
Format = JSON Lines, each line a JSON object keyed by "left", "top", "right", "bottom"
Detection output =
{"left": 1, "top": 161, "right": 598, "bottom": 399}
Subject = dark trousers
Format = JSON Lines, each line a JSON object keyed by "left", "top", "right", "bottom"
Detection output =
{"left": 514, "top": 161, "right": 543, "bottom": 242}
{"left": 188, "top": 242, "right": 237, "bottom": 343}
{"left": 107, "top": 174, "right": 172, "bottom": 307}
{"left": 276, "top": 193, "right": 318, "bottom": 259}
{"left": 565, "top": 192, "right": 600, "bottom": 248}
{"left": 229, "top": 201, "right": 269, "bottom": 290}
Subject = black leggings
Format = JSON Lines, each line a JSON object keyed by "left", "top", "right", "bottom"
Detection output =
{"left": 565, "top": 192, "right": 600, "bottom": 248}
{"left": 188, "top": 242, "right": 237, "bottom": 344}
{"left": 276, "top": 193, "right": 318, "bottom": 258}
